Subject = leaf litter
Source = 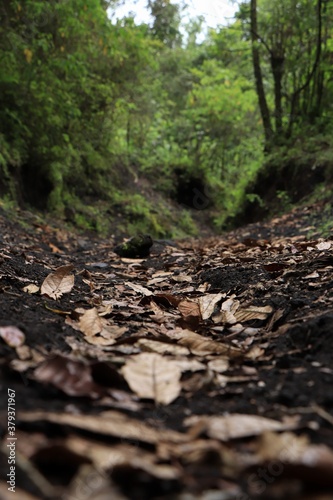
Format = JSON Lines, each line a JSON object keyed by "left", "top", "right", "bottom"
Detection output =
{"left": 0, "top": 206, "right": 333, "bottom": 498}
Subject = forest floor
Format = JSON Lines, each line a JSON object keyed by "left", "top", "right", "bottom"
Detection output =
{"left": 0, "top": 201, "right": 333, "bottom": 500}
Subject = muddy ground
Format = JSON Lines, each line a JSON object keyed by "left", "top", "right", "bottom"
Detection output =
{"left": 0, "top": 202, "right": 333, "bottom": 500}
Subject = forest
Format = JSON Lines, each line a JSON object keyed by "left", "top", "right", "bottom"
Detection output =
{"left": 0, "top": 0, "right": 332, "bottom": 237}
{"left": 1, "top": 3, "right": 333, "bottom": 498}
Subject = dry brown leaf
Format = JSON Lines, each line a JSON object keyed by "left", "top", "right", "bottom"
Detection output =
{"left": 172, "top": 359, "right": 206, "bottom": 372}
{"left": 212, "top": 297, "right": 239, "bottom": 324}
{"left": 152, "top": 271, "right": 173, "bottom": 278}
{"left": 18, "top": 409, "right": 187, "bottom": 444}
{"left": 136, "top": 338, "right": 190, "bottom": 356}
{"left": 149, "top": 301, "right": 167, "bottom": 323}
{"left": 97, "top": 303, "right": 114, "bottom": 316}
{"left": 101, "top": 324, "right": 127, "bottom": 339}
{"left": 316, "top": 241, "right": 332, "bottom": 251}
{"left": 65, "top": 437, "right": 180, "bottom": 479}
{"left": 149, "top": 293, "right": 181, "bottom": 308}
{"left": 10, "top": 348, "right": 45, "bottom": 372}
{"left": 234, "top": 304, "right": 273, "bottom": 322}
{"left": 66, "top": 464, "right": 127, "bottom": 500}
{"left": 172, "top": 275, "right": 192, "bottom": 283}
{"left": 178, "top": 300, "right": 201, "bottom": 318}
{"left": 304, "top": 271, "right": 320, "bottom": 279}
{"left": 77, "top": 307, "right": 127, "bottom": 346}
{"left": 185, "top": 414, "right": 299, "bottom": 441}
{"left": 181, "top": 370, "right": 214, "bottom": 392}
{"left": 207, "top": 358, "right": 229, "bottom": 373}
{"left": 34, "top": 355, "right": 103, "bottom": 398}
{"left": 15, "top": 345, "right": 33, "bottom": 361}
{"left": 41, "top": 264, "right": 74, "bottom": 300}
{"left": 48, "top": 242, "right": 62, "bottom": 253}
{"left": 247, "top": 431, "right": 333, "bottom": 489}
{"left": 0, "top": 325, "right": 25, "bottom": 347}
{"left": 22, "top": 284, "right": 40, "bottom": 294}
{"left": 83, "top": 335, "right": 116, "bottom": 346}
{"left": 245, "top": 345, "right": 265, "bottom": 360}
{"left": 199, "top": 292, "right": 225, "bottom": 320}
{"left": 125, "top": 282, "right": 153, "bottom": 296}
{"left": 121, "top": 352, "right": 182, "bottom": 405}
{"left": 258, "top": 431, "right": 333, "bottom": 466}
{"left": 79, "top": 307, "right": 104, "bottom": 336}
{"left": 168, "top": 328, "right": 242, "bottom": 358}
{"left": 157, "top": 438, "right": 233, "bottom": 466}
{"left": 221, "top": 297, "right": 239, "bottom": 313}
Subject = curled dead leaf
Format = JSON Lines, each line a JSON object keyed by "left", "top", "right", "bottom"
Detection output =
{"left": 199, "top": 292, "right": 225, "bottom": 320}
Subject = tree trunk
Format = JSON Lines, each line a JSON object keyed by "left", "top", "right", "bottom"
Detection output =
{"left": 250, "top": 0, "right": 273, "bottom": 147}
{"left": 271, "top": 48, "right": 284, "bottom": 135}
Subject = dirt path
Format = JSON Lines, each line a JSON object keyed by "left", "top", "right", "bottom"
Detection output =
{"left": 0, "top": 202, "right": 333, "bottom": 500}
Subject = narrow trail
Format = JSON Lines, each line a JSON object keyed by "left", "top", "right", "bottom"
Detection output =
{"left": 0, "top": 202, "right": 333, "bottom": 500}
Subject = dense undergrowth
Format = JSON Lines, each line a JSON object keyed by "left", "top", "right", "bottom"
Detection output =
{"left": 0, "top": 0, "right": 332, "bottom": 237}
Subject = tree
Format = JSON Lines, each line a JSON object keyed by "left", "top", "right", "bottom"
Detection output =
{"left": 148, "top": 0, "right": 182, "bottom": 48}
{"left": 244, "top": 0, "right": 327, "bottom": 147}
{"left": 250, "top": 0, "right": 273, "bottom": 145}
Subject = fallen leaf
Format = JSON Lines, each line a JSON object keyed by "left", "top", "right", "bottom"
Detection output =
{"left": 172, "top": 359, "right": 206, "bottom": 372}
{"left": 48, "top": 242, "right": 62, "bottom": 253}
{"left": 316, "top": 241, "right": 332, "bottom": 251}
{"left": 18, "top": 409, "right": 187, "bottom": 444}
{"left": 136, "top": 338, "right": 190, "bottom": 356}
{"left": 121, "top": 352, "right": 182, "bottom": 405}
{"left": 140, "top": 293, "right": 180, "bottom": 308}
{"left": 84, "top": 323, "right": 127, "bottom": 346}
{"left": 79, "top": 307, "right": 104, "bottom": 336}
{"left": 178, "top": 300, "right": 201, "bottom": 318}
{"left": 22, "top": 284, "right": 40, "bottom": 294}
{"left": 66, "top": 437, "right": 180, "bottom": 479}
{"left": 212, "top": 297, "right": 240, "bottom": 324}
{"left": 234, "top": 304, "right": 273, "bottom": 322}
{"left": 41, "top": 264, "right": 74, "bottom": 300}
{"left": 207, "top": 358, "right": 229, "bottom": 373}
{"left": 185, "top": 414, "right": 299, "bottom": 441}
{"left": 246, "top": 431, "right": 333, "bottom": 489}
{"left": 199, "top": 292, "right": 225, "bottom": 320}
{"left": 172, "top": 275, "right": 192, "bottom": 283}
{"left": 0, "top": 325, "right": 25, "bottom": 347}
{"left": 245, "top": 345, "right": 265, "bottom": 360}
{"left": 304, "top": 271, "right": 320, "bottom": 279}
{"left": 34, "top": 355, "right": 104, "bottom": 398}
{"left": 125, "top": 282, "right": 153, "bottom": 296}
{"left": 169, "top": 328, "right": 242, "bottom": 358}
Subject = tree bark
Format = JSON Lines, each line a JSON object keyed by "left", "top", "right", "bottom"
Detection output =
{"left": 250, "top": 0, "right": 273, "bottom": 147}
{"left": 271, "top": 48, "right": 284, "bottom": 134}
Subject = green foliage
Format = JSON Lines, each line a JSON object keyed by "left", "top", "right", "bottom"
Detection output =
{"left": 148, "top": 0, "right": 183, "bottom": 47}
{"left": 0, "top": 0, "right": 332, "bottom": 236}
